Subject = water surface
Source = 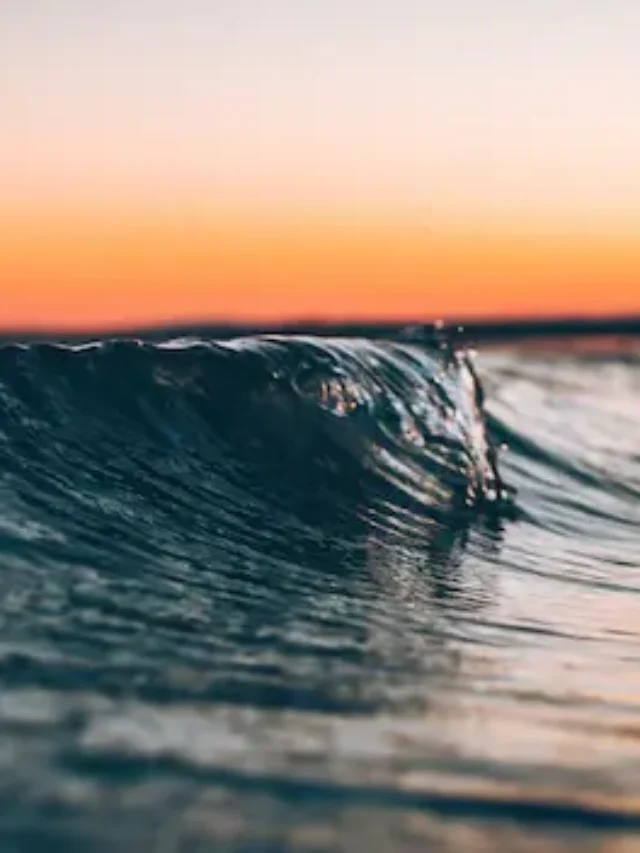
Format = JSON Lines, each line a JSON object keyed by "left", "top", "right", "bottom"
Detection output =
{"left": 0, "top": 330, "right": 638, "bottom": 851}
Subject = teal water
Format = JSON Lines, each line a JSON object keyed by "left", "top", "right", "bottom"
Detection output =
{"left": 0, "top": 331, "right": 637, "bottom": 851}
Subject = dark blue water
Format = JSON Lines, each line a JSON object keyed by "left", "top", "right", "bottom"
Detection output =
{"left": 0, "top": 330, "right": 638, "bottom": 851}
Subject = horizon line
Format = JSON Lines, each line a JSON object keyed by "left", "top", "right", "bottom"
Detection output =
{"left": 1, "top": 313, "right": 639, "bottom": 344}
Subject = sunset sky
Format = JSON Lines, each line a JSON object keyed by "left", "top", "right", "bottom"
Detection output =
{"left": 2, "top": 0, "right": 640, "bottom": 329}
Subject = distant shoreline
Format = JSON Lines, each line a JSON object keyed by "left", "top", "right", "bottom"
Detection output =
{"left": 1, "top": 315, "right": 639, "bottom": 345}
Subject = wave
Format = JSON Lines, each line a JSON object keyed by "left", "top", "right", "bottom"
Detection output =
{"left": 0, "top": 336, "right": 508, "bottom": 553}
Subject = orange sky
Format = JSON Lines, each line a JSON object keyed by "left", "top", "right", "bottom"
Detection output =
{"left": 2, "top": 2, "right": 640, "bottom": 329}
{"left": 2, "top": 207, "right": 639, "bottom": 330}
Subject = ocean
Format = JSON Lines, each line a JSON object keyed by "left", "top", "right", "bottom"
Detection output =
{"left": 0, "top": 325, "right": 638, "bottom": 851}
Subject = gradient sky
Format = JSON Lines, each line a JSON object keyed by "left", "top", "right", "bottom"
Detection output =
{"left": 2, "top": 0, "right": 640, "bottom": 328}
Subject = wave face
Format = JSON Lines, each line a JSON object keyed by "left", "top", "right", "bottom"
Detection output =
{"left": 0, "top": 332, "right": 638, "bottom": 851}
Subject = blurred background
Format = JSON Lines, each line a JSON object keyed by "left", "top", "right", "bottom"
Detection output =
{"left": 2, "top": 0, "right": 640, "bottom": 332}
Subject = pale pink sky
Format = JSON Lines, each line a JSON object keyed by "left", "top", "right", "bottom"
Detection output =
{"left": 2, "top": 0, "right": 640, "bottom": 227}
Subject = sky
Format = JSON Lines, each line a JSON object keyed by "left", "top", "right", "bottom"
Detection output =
{"left": 2, "top": 0, "right": 640, "bottom": 329}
